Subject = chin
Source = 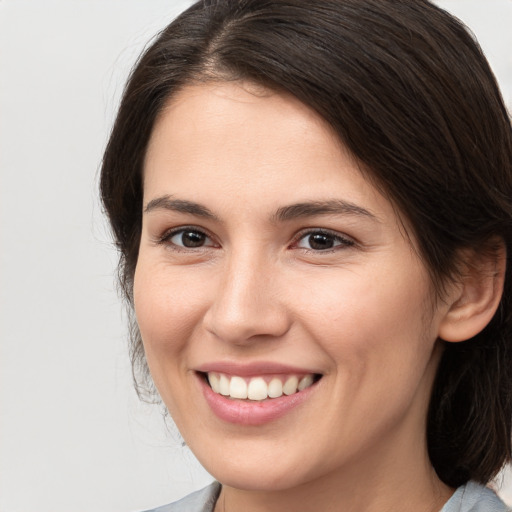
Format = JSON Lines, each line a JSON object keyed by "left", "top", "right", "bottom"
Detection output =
{"left": 206, "top": 461, "right": 312, "bottom": 492}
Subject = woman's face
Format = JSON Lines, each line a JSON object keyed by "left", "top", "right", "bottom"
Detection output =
{"left": 135, "top": 82, "right": 449, "bottom": 492}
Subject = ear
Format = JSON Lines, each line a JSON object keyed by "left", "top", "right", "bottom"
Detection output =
{"left": 438, "top": 241, "right": 506, "bottom": 343}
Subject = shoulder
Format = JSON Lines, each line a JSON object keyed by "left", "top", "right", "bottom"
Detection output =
{"left": 441, "top": 481, "right": 511, "bottom": 512}
{"left": 141, "top": 482, "right": 221, "bottom": 512}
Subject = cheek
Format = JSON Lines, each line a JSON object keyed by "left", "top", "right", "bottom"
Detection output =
{"left": 296, "top": 264, "right": 431, "bottom": 341}
{"left": 133, "top": 261, "right": 208, "bottom": 362}
{"left": 132, "top": 262, "right": 213, "bottom": 420}
{"left": 301, "top": 272, "right": 437, "bottom": 439}
{"left": 293, "top": 264, "right": 435, "bottom": 391}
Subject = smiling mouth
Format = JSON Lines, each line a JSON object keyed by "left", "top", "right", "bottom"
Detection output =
{"left": 201, "top": 372, "right": 322, "bottom": 401}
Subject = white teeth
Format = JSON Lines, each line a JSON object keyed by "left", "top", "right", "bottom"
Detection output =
{"left": 208, "top": 373, "right": 220, "bottom": 393}
{"left": 247, "top": 377, "right": 268, "bottom": 401}
{"left": 268, "top": 378, "right": 283, "bottom": 398}
{"left": 283, "top": 376, "right": 299, "bottom": 396}
{"left": 206, "top": 372, "right": 317, "bottom": 400}
{"left": 219, "top": 374, "right": 230, "bottom": 396}
{"left": 298, "top": 374, "right": 314, "bottom": 391}
{"left": 229, "top": 376, "right": 248, "bottom": 399}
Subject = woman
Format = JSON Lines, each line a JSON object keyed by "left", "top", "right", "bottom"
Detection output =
{"left": 100, "top": 1, "right": 512, "bottom": 510}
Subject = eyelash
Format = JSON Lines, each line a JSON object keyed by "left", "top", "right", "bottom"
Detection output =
{"left": 291, "top": 228, "right": 355, "bottom": 253}
{"left": 156, "top": 226, "right": 355, "bottom": 253}
{"left": 156, "top": 226, "right": 217, "bottom": 251}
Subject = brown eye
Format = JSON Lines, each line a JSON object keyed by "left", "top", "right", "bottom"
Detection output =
{"left": 170, "top": 229, "right": 211, "bottom": 248}
{"left": 307, "top": 233, "right": 335, "bottom": 250}
{"left": 296, "top": 230, "right": 354, "bottom": 251}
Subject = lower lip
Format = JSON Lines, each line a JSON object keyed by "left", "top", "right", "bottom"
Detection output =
{"left": 198, "top": 374, "right": 318, "bottom": 426}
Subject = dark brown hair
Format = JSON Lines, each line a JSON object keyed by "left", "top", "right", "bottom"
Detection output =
{"left": 100, "top": 0, "right": 512, "bottom": 488}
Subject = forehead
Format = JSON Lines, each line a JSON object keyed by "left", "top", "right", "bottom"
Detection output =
{"left": 143, "top": 81, "right": 408, "bottom": 234}
{"left": 147, "top": 83, "right": 360, "bottom": 192}
{"left": 145, "top": 80, "right": 345, "bottom": 172}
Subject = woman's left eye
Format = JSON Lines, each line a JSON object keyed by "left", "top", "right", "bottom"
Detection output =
{"left": 295, "top": 230, "right": 354, "bottom": 251}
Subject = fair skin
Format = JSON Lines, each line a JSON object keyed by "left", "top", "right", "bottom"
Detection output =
{"left": 134, "top": 81, "right": 472, "bottom": 512}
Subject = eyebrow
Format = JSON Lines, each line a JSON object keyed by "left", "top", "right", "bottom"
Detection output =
{"left": 144, "top": 195, "right": 378, "bottom": 223}
{"left": 272, "top": 200, "right": 378, "bottom": 222}
{"left": 144, "top": 196, "right": 219, "bottom": 220}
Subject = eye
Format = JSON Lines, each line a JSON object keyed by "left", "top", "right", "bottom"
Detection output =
{"left": 295, "top": 230, "right": 354, "bottom": 251}
{"left": 164, "top": 228, "right": 216, "bottom": 249}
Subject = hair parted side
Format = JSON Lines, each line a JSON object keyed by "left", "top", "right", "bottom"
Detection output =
{"left": 100, "top": 0, "right": 512, "bottom": 487}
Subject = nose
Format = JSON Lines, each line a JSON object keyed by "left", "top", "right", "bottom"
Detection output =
{"left": 202, "top": 249, "right": 291, "bottom": 345}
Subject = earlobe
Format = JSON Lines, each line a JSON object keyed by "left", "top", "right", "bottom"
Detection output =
{"left": 438, "top": 242, "right": 506, "bottom": 343}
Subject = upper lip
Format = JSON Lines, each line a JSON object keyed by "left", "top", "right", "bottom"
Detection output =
{"left": 195, "top": 361, "right": 321, "bottom": 377}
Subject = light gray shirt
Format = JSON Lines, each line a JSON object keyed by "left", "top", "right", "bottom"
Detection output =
{"left": 441, "top": 482, "right": 510, "bottom": 512}
{"left": 144, "top": 480, "right": 510, "bottom": 512}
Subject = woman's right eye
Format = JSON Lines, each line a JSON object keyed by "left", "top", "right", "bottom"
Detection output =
{"left": 164, "top": 229, "right": 215, "bottom": 249}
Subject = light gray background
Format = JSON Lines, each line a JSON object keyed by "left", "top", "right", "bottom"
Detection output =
{"left": 1, "top": 1, "right": 511, "bottom": 511}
